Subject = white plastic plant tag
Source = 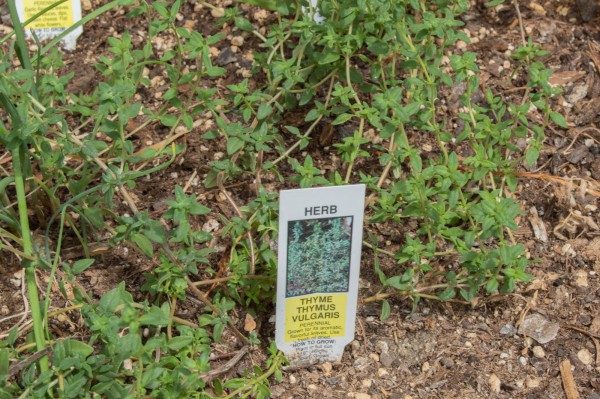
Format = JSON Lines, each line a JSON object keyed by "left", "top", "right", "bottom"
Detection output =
{"left": 304, "top": 0, "right": 325, "bottom": 23}
{"left": 275, "top": 184, "right": 365, "bottom": 366}
{"left": 15, "top": 0, "right": 83, "bottom": 50}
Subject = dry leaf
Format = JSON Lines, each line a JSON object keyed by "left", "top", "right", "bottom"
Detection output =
{"left": 529, "top": 207, "right": 548, "bottom": 242}
{"left": 549, "top": 71, "right": 586, "bottom": 86}
{"left": 244, "top": 313, "right": 257, "bottom": 332}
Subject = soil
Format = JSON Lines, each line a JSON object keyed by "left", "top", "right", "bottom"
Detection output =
{"left": 1, "top": 0, "right": 600, "bottom": 398}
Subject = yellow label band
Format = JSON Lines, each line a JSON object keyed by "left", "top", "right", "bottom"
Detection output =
{"left": 284, "top": 293, "right": 346, "bottom": 342}
{"left": 23, "top": 0, "right": 74, "bottom": 29}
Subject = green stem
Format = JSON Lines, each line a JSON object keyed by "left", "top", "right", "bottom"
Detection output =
{"left": 12, "top": 147, "right": 48, "bottom": 373}
{"left": 7, "top": 0, "right": 40, "bottom": 100}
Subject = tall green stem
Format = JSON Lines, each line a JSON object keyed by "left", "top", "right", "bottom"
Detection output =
{"left": 12, "top": 147, "right": 48, "bottom": 372}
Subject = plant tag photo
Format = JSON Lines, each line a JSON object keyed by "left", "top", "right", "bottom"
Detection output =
{"left": 275, "top": 184, "right": 366, "bottom": 366}
{"left": 15, "top": 0, "right": 83, "bottom": 50}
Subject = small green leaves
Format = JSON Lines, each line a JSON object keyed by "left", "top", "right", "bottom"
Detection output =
{"left": 380, "top": 300, "right": 391, "bottom": 321}
{"left": 72, "top": 259, "right": 95, "bottom": 274}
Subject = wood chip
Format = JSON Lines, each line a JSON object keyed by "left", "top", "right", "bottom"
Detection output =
{"left": 549, "top": 71, "right": 586, "bottom": 86}
{"left": 559, "top": 359, "right": 580, "bottom": 399}
{"left": 529, "top": 207, "right": 548, "bottom": 242}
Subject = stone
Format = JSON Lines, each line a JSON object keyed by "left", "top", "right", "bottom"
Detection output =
{"left": 231, "top": 36, "right": 244, "bottom": 47}
{"left": 325, "top": 376, "right": 341, "bottom": 386}
{"left": 307, "top": 384, "right": 318, "bottom": 394}
{"left": 289, "top": 375, "right": 297, "bottom": 384}
{"left": 574, "top": 269, "right": 589, "bottom": 287}
{"left": 519, "top": 356, "right": 527, "bottom": 366}
{"left": 320, "top": 362, "right": 332, "bottom": 374}
{"left": 532, "top": 346, "right": 545, "bottom": 358}
{"left": 270, "top": 385, "right": 286, "bottom": 398}
{"left": 526, "top": 375, "right": 540, "bottom": 388}
{"left": 380, "top": 351, "right": 395, "bottom": 367}
{"left": 353, "top": 394, "right": 372, "bottom": 399}
{"left": 377, "top": 368, "right": 389, "bottom": 377}
{"left": 519, "top": 313, "right": 560, "bottom": 344}
{"left": 210, "top": 7, "right": 225, "bottom": 18}
{"left": 577, "top": 348, "right": 593, "bottom": 365}
{"left": 500, "top": 323, "right": 517, "bottom": 336}
{"left": 489, "top": 374, "right": 501, "bottom": 393}
{"left": 375, "top": 340, "right": 389, "bottom": 354}
{"left": 441, "top": 357, "right": 455, "bottom": 368}
{"left": 353, "top": 357, "right": 371, "bottom": 371}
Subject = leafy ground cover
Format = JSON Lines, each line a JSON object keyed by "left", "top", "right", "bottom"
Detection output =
{"left": 1, "top": 0, "right": 599, "bottom": 397}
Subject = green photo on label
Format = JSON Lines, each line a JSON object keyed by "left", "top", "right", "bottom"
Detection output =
{"left": 286, "top": 216, "right": 353, "bottom": 297}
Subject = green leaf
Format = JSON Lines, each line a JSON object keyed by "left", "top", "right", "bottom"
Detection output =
{"left": 332, "top": 113, "right": 352, "bottom": 125}
{"left": 235, "top": 17, "right": 254, "bottom": 31}
{"left": 67, "top": 339, "right": 94, "bottom": 357}
{"left": 380, "top": 300, "right": 391, "bottom": 321}
{"left": 486, "top": 278, "right": 499, "bottom": 294}
{"left": 437, "top": 287, "right": 456, "bottom": 301}
{"left": 318, "top": 52, "right": 340, "bottom": 65}
{"left": 525, "top": 146, "right": 539, "bottom": 167}
{"left": 235, "top": 0, "right": 277, "bottom": 11}
{"left": 0, "top": 349, "right": 9, "bottom": 376}
{"left": 132, "top": 233, "right": 154, "bottom": 257}
{"left": 98, "top": 282, "right": 133, "bottom": 312}
{"left": 550, "top": 111, "right": 567, "bottom": 128}
{"left": 257, "top": 103, "right": 273, "bottom": 120}
{"left": 167, "top": 336, "right": 194, "bottom": 350}
{"left": 72, "top": 258, "right": 94, "bottom": 274}
{"left": 213, "top": 322, "right": 224, "bottom": 342}
{"left": 140, "top": 305, "right": 172, "bottom": 326}
{"left": 82, "top": 207, "right": 104, "bottom": 229}
{"left": 367, "top": 40, "right": 390, "bottom": 55}
{"left": 385, "top": 276, "right": 408, "bottom": 291}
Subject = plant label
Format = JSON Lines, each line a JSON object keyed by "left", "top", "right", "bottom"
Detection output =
{"left": 275, "top": 184, "right": 365, "bottom": 366}
{"left": 15, "top": 0, "right": 83, "bottom": 50}
{"left": 304, "top": 0, "right": 325, "bottom": 23}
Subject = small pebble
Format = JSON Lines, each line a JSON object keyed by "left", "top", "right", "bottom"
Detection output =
{"left": 500, "top": 323, "right": 516, "bottom": 336}
{"left": 519, "top": 356, "right": 527, "bottom": 366}
{"left": 320, "top": 362, "right": 332, "bottom": 374}
{"left": 422, "top": 361, "right": 430, "bottom": 372}
{"left": 231, "top": 36, "right": 244, "bottom": 47}
{"left": 489, "top": 373, "right": 501, "bottom": 393}
{"left": 211, "top": 7, "right": 225, "bottom": 18}
{"left": 375, "top": 340, "right": 389, "bottom": 354}
{"left": 577, "top": 348, "right": 593, "bottom": 365}
{"left": 441, "top": 357, "right": 455, "bottom": 368}
{"left": 361, "top": 379, "right": 372, "bottom": 388}
{"left": 307, "top": 384, "right": 318, "bottom": 394}
{"left": 353, "top": 394, "right": 371, "bottom": 399}
{"left": 377, "top": 368, "right": 389, "bottom": 377}
{"left": 525, "top": 375, "right": 540, "bottom": 388}
{"left": 289, "top": 375, "right": 297, "bottom": 384}
{"left": 532, "top": 346, "right": 545, "bottom": 359}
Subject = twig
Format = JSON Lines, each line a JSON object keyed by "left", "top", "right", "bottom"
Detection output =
{"left": 216, "top": 164, "right": 256, "bottom": 275}
{"left": 8, "top": 347, "right": 52, "bottom": 378}
{"left": 161, "top": 244, "right": 248, "bottom": 345}
{"left": 561, "top": 323, "right": 600, "bottom": 365}
{"left": 199, "top": 345, "right": 249, "bottom": 383}
{"left": 512, "top": 0, "right": 527, "bottom": 46}
{"left": 559, "top": 359, "right": 580, "bottom": 399}
{"left": 182, "top": 169, "right": 198, "bottom": 193}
